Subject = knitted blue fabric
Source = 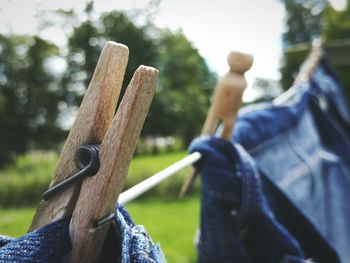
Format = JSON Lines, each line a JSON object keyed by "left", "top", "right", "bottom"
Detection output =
{"left": 0, "top": 218, "right": 71, "bottom": 263}
{"left": 116, "top": 205, "right": 165, "bottom": 263}
{"left": 0, "top": 205, "right": 165, "bottom": 263}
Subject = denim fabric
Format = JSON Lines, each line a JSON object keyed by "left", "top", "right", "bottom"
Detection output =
{"left": 115, "top": 205, "right": 165, "bottom": 263}
{"left": 234, "top": 58, "right": 350, "bottom": 262}
{"left": 0, "top": 205, "right": 165, "bottom": 263}
{"left": 311, "top": 58, "right": 350, "bottom": 123}
{"left": 189, "top": 137, "right": 336, "bottom": 263}
{"left": 0, "top": 218, "right": 71, "bottom": 263}
{"left": 261, "top": 173, "right": 339, "bottom": 262}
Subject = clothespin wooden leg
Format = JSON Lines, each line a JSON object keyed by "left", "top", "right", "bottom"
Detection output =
{"left": 29, "top": 42, "right": 129, "bottom": 231}
{"left": 179, "top": 51, "right": 253, "bottom": 196}
{"left": 68, "top": 66, "right": 158, "bottom": 262}
{"left": 201, "top": 110, "right": 219, "bottom": 135}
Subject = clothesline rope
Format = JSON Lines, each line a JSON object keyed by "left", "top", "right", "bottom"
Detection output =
{"left": 119, "top": 151, "right": 202, "bottom": 204}
{"left": 95, "top": 151, "right": 202, "bottom": 227}
{"left": 119, "top": 42, "right": 325, "bottom": 206}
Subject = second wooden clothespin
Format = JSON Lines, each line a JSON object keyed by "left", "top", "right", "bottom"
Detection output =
{"left": 274, "top": 38, "right": 324, "bottom": 105}
{"left": 180, "top": 51, "right": 253, "bottom": 196}
{"left": 294, "top": 38, "right": 324, "bottom": 85}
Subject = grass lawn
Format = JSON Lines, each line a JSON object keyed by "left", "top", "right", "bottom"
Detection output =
{"left": 125, "top": 151, "right": 190, "bottom": 191}
{"left": 126, "top": 197, "right": 199, "bottom": 263}
{"left": 0, "top": 196, "right": 200, "bottom": 263}
{"left": 0, "top": 150, "right": 193, "bottom": 207}
{"left": 0, "top": 150, "right": 200, "bottom": 262}
{"left": 0, "top": 207, "right": 36, "bottom": 237}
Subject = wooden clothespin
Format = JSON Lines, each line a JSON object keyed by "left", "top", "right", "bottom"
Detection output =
{"left": 294, "top": 38, "right": 324, "bottom": 85}
{"left": 274, "top": 38, "right": 324, "bottom": 105}
{"left": 180, "top": 51, "right": 253, "bottom": 196}
{"left": 29, "top": 41, "right": 159, "bottom": 262}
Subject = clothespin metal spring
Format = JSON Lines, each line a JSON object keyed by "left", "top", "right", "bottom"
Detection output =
{"left": 43, "top": 144, "right": 100, "bottom": 201}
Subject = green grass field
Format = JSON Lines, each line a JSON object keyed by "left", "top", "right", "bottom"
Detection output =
{"left": 0, "top": 150, "right": 198, "bottom": 206}
{"left": 127, "top": 197, "right": 199, "bottom": 263}
{"left": 0, "top": 150, "right": 201, "bottom": 262}
{"left": 0, "top": 196, "right": 200, "bottom": 263}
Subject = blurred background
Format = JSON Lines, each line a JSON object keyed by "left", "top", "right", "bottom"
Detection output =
{"left": 0, "top": 0, "right": 350, "bottom": 262}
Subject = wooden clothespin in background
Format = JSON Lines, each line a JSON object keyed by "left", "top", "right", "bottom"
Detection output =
{"left": 294, "top": 38, "right": 324, "bottom": 85}
{"left": 29, "top": 41, "right": 159, "bottom": 262}
{"left": 274, "top": 38, "right": 324, "bottom": 105}
{"left": 180, "top": 51, "right": 253, "bottom": 196}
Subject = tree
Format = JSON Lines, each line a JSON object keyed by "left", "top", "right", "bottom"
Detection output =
{"left": 279, "top": 0, "right": 326, "bottom": 90}
{"left": 143, "top": 30, "right": 216, "bottom": 145}
{"left": 322, "top": 0, "right": 350, "bottom": 40}
{"left": 0, "top": 2, "right": 217, "bottom": 166}
{"left": 280, "top": 0, "right": 350, "bottom": 104}
{"left": 281, "top": 0, "right": 325, "bottom": 47}
{"left": 0, "top": 34, "right": 66, "bottom": 166}
{"left": 247, "top": 78, "right": 283, "bottom": 103}
{"left": 62, "top": 8, "right": 158, "bottom": 107}
{"left": 322, "top": 0, "right": 350, "bottom": 103}
{"left": 62, "top": 4, "right": 216, "bottom": 146}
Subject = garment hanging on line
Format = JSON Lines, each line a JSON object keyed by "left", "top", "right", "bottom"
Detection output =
{"left": 114, "top": 51, "right": 343, "bottom": 206}
{"left": 4, "top": 52, "right": 341, "bottom": 263}
{"left": 189, "top": 136, "right": 339, "bottom": 263}
{"left": 0, "top": 204, "right": 165, "bottom": 263}
{"left": 96, "top": 55, "right": 350, "bottom": 219}
{"left": 233, "top": 57, "right": 350, "bottom": 262}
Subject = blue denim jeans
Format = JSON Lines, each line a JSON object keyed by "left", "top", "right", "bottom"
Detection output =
{"left": 190, "top": 136, "right": 339, "bottom": 263}
{"left": 0, "top": 205, "right": 165, "bottom": 263}
{"left": 234, "top": 58, "right": 350, "bottom": 262}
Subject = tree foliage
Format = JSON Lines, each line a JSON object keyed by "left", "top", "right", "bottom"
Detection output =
{"left": 0, "top": 35, "right": 66, "bottom": 166}
{"left": 143, "top": 30, "right": 216, "bottom": 145}
{"left": 322, "top": 0, "right": 350, "bottom": 103}
{"left": 280, "top": 0, "right": 350, "bottom": 99}
{"left": 63, "top": 10, "right": 158, "bottom": 106}
{"left": 323, "top": 0, "right": 350, "bottom": 40}
{"left": 280, "top": 0, "right": 325, "bottom": 90}
{"left": 62, "top": 4, "right": 216, "bottom": 146}
{"left": 0, "top": 2, "right": 216, "bottom": 165}
{"left": 281, "top": 0, "right": 325, "bottom": 47}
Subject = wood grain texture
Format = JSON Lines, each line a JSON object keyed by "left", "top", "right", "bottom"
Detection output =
{"left": 180, "top": 51, "right": 253, "bottom": 197}
{"left": 294, "top": 43, "right": 323, "bottom": 85}
{"left": 68, "top": 65, "right": 159, "bottom": 263}
{"left": 202, "top": 51, "right": 253, "bottom": 139}
{"left": 29, "top": 42, "right": 129, "bottom": 231}
{"left": 274, "top": 41, "right": 323, "bottom": 105}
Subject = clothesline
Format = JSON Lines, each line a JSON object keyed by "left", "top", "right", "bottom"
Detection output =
{"left": 119, "top": 43, "right": 323, "bottom": 204}
{"left": 119, "top": 151, "right": 202, "bottom": 204}
{"left": 96, "top": 151, "right": 202, "bottom": 226}
{"left": 2, "top": 44, "right": 346, "bottom": 262}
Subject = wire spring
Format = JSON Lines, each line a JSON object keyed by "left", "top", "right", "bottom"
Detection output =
{"left": 43, "top": 144, "right": 100, "bottom": 201}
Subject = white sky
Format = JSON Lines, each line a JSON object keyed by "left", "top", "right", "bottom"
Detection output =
{"left": 0, "top": 0, "right": 287, "bottom": 101}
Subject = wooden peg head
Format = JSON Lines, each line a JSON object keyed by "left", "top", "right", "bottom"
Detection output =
{"left": 201, "top": 51, "right": 254, "bottom": 139}
{"left": 227, "top": 51, "right": 253, "bottom": 74}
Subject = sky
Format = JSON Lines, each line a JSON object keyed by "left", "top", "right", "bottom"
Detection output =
{"left": 0, "top": 0, "right": 347, "bottom": 98}
{"left": 0, "top": 0, "right": 286, "bottom": 91}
